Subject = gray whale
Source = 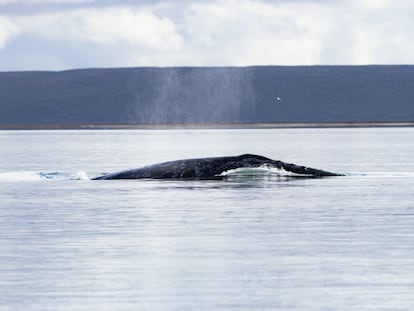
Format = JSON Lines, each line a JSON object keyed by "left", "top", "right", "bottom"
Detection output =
{"left": 93, "top": 154, "right": 342, "bottom": 180}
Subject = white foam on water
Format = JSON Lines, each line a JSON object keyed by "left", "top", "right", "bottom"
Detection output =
{"left": 219, "top": 164, "right": 304, "bottom": 178}
{"left": 0, "top": 169, "right": 412, "bottom": 182}
{"left": 219, "top": 166, "right": 414, "bottom": 179}
{"left": 70, "top": 171, "right": 90, "bottom": 180}
{"left": 0, "top": 171, "right": 91, "bottom": 182}
{"left": 346, "top": 172, "right": 414, "bottom": 178}
{"left": 0, "top": 171, "right": 44, "bottom": 182}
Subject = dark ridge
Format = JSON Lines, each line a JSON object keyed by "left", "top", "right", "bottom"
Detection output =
{"left": 1, "top": 65, "right": 413, "bottom": 125}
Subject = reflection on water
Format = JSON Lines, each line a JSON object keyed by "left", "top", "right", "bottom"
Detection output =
{"left": 1, "top": 128, "right": 414, "bottom": 310}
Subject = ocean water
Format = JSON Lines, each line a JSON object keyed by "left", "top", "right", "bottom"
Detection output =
{"left": 0, "top": 128, "right": 414, "bottom": 310}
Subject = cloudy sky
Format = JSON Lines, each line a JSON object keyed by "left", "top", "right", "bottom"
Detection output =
{"left": 0, "top": 0, "right": 413, "bottom": 71}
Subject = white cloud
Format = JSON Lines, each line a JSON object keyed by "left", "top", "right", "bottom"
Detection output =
{"left": 174, "top": 0, "right": 333, "bottom": 65}
{"left": 350, "top": 0, "right": 391, "bottom": 9}
{"left": 0, "top": 16, "right": 18, "bottom": 49}
{"left": 343, "top": 0, "right": 414, "bottom": 64}
{"left": 0, "top": 0, "right": 93, "bottom": 3}
{"left": 76, "top": 8, "right": 182, "bottom": 49}
{"left": 180, "top": 0, "right": 414, "bottom": 66}
{"left": 16, "top": 7, "right": 183, "bottom": 50}
{"left": 1, "top": 0, "right": 414, "bottom": 69}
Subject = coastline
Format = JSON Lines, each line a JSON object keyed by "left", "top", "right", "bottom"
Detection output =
{"left": 1, "top": 122, "right": 414, "bottom": 130}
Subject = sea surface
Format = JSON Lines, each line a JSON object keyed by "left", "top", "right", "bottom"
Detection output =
{"left": 1, "top": 128, "right": 413, "bottom": 310}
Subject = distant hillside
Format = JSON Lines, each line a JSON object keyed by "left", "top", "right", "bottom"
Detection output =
{"left": 1, "top": 65, "right": 413, "bottom": 126}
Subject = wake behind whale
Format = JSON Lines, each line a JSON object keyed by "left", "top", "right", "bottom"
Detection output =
{"left": 93, "top": 154, "right": 343, "bottom": 180}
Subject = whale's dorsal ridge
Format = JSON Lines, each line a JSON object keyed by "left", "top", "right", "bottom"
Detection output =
{"left": 238, "top": 154, "right": 271, "bottom": 161}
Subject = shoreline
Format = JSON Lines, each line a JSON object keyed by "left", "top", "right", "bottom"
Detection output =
{"left": 1, "top": 122, "right": 414, "bottom": 130}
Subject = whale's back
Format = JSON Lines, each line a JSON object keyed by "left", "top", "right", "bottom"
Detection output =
{"left": 93, "top": 154, "right": 342, "bottom": 180}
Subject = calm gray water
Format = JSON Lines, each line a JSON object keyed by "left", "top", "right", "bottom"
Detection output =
{"left": 1, "top": 128, "right": 414, "bottom": 310}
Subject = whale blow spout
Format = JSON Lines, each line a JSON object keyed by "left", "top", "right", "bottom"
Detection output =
{"left": 93, "top": 154, "right": 343, "bottom": 180}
